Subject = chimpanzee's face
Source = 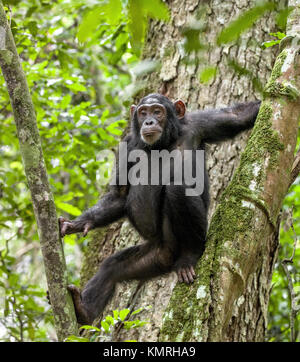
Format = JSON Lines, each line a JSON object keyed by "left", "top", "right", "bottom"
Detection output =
{"left": 136, "top": 102, "right": 167, "bottom": 145}
{"left": 130, "top": 95, "right": 186, "bottom": 146}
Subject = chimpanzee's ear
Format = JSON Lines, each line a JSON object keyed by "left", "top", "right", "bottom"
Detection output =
{"left": 174, "top": 100, "right": 186, "bottom": 119}
{"left": 130, "top": 105, "right": 137, "bottom": 119}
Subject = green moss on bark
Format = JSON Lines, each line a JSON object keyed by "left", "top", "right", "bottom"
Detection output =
{"left": 264, "top": 50, "right": 300, "bottom": 100}
{"left": 268, "top": 50, "right": 287, "bottom": 82}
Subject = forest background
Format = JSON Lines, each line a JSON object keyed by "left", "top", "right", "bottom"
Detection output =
{"left": 0, "top": 0, "right": 299, "bottom": 342}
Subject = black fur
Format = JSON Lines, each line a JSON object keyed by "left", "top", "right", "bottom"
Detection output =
{"left": 61, "top": 93, "right": 260, "bottom": 324}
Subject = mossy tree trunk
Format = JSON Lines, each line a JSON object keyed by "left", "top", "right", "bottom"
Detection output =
{"left": 0, "top": 2, "right": 78, "bottom": 341}
{"left": 80, "top": 0, "right": 291, "bottom": 341}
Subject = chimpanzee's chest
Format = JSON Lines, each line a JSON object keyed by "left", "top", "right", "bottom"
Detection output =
{"left": 126, "top": 185, "right": 164, "bottom": 241}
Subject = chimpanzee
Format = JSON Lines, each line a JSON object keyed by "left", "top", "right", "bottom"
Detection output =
{"left": 59, "top": 93, "right": 260, "bottom": 325}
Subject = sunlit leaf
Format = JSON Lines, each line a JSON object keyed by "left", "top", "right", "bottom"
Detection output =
{"left": 217, "top": 1, "right": 275, "bottom": 45}
{"left": 199, "top": 66, "right": 217, "bottom": 83}
{"left": 119, "top": 308, "right": 130, "bottom": 321}
{"left": 141, "top": 0, "right": 170, "bottom": 21}
{"left": 56, "top": 202, "right": 81, "bottom": 216}
{"left": 65, "top": 335, "right": 90, "bottom": 342}
{"left": 262, "top": 40, "right": 280, "bottom": 48}
{"left": 80, "top": 325, "right": 101, "bottom": 331}
{"left": 103, "top": 0, "right": 122, "bottom": 26}
{"left": 77, "top": 6, "right": 102, "bottom": 42}
{"left": 101, "top": 321, "right": 110, "bottom": 333}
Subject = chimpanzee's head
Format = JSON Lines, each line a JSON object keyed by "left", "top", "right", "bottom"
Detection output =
{"left": 130, "top": 93, "right": 186, "bottom": 148}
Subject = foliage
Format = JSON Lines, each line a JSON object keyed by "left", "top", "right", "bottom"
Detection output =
{"left": 262, "top": 32, "right": 285, "bottom": 49}
{"left": 181, "top": 1, "right": 292, "bottom": 91}
{"left": 0, "top": 0, "right": 166, "bottom": 341}
{"left": 65, "top": 306, "right": 150, "bottom": 342}
{"left": 0, "top": 244, "right": 53, "bottom": 341}
{"left": 268, "top": 180, "right": 300, "bottom": 342}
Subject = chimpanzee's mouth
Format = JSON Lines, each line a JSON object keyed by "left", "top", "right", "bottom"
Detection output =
{"left": 142, "top": 130, "right": 162, "bottom": 136}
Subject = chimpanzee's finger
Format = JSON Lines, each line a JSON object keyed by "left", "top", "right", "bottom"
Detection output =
{"left": 61, "top": 221, "right": 72, "bottom": 237}
{"left": 58, "top": 216, "right": 69, "bottom": 226}
{"left": 59, "top": 217, "right": 68, "bottom": 237}
{"left": 83, "top": 222, "right": 92, "bottom": 237}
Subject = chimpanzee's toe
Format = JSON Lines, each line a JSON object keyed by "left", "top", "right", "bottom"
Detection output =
{"left": 177, "top": 266, "right": 196, "bottom": 284}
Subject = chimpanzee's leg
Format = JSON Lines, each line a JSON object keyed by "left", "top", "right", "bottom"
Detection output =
{"left": 164, "top": 185, "right": 208, "bottom": 284}
{"left": 69, "top": 241, "right": 174, "bottom": 324}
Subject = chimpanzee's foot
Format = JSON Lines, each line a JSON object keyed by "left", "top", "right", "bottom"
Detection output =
{"left": 67, "top": 285, "right": 92, "bottom": 325}
{"left": 177, "top": 265, "right": 196, "bottom": 284}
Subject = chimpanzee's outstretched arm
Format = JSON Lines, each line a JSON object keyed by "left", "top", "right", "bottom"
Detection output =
{"left": 59, "top": 186, "right": 127, "bottom": 237}
{"left": 187, "top": 100, "right": 260, "bottom": 144}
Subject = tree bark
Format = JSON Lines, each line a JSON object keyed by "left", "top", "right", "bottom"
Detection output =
{"left": 0, "top": 2, "right": 78, "bottom": 341}
{"left": 80, "top": 0, "right": 285, "bottom": 341}
{"left": 161, "top": 0, "right": 300, "bottom": 341}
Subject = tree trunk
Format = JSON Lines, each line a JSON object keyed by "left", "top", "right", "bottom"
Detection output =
{"left": 80, "top": 0, "right": 282, "bottom": 341}
{"left": 161, "top": 0, "right": 300, "bottom": 341}
{"left": 0, "top": 2, "right": 78, "bottom": 341}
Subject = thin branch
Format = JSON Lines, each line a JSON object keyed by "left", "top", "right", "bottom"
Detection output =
{"left": 280, "top": 215, "right": 300, "bottom": 342}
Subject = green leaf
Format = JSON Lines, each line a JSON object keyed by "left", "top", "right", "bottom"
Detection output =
{"left": 26, "top": 6, "right": 38, "bottom": 18}
{"left": 10, "top": 161, "right": 23, "bottom": 170}
{"left": 141, "top": 0, "right": 170, "bottom": 21}
{"left": 59, "top": 94, "right": 72, "bottom": 109}
{"left": 97, "top": 128, "right": 116, "bottom": 142}
{"left": 106, "top": 124, "right": 123, "bottom": 136}
{"left": 65, "top": 82, "right": 87, "bottom": 93}
{"left": 131, "top": 307, "right": 144, "bottom": 316}
{"left": 128, "top": 0, "right": 169, "bottom": 54}
{"left": 199, "top": 66, "right": 217, "bottom": 83}
{"left": 101, "top": 321, "right": 110, "bottom": 333}
{"left": 217, "top": 1, "right": 275, "bottom": 45}
{"left": 276, "top": 6, "right": 294, "bottom": 30}
{"left": 27, "top": 21, "right": 38, "bottom": 36}
{"left": 103, "top": 0, "right": 122, "bottom": 26}
{"left": 128, "top": 0, "right": 146, "bottom": 54}
{"left": 183, "top": 25, "right": 206, "bottom": 52}
{"left": 269, "top": 32, "right": 286, "bottom": 40}
{"left": 77, "top": 6, "right": 102, "bottom": 43}
{"left": 123, "top": 321, "right": 135, "bottom": 329}
{"left": 262, "top": 40, "right": 280, "bottom": 48}
{"left": 56, "top": 202, "right": 81, "bottom": 216}
{"left": 119, "top": 308, "right": 130, "bottom": 321}
{"left": 65, "top": 335, "right": 90, "bottom": 342}
{"left": 105, "top": 315, "right": 115, "bottom": 325}
{"left": 80, "top": 325, "right": 101, "bottom": 332}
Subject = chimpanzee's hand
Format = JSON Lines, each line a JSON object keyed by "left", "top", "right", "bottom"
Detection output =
{"left": 59, "top": 217, "right": 93, "bottom": 237}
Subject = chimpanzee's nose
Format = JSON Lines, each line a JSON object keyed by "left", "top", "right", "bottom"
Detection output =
{"left": 145, "top": 119, "right": 155, "bottom": 126}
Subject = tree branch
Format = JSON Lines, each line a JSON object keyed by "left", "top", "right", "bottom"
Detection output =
{"left": 0, "top": 2, "right": 78, "bottom": 340}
